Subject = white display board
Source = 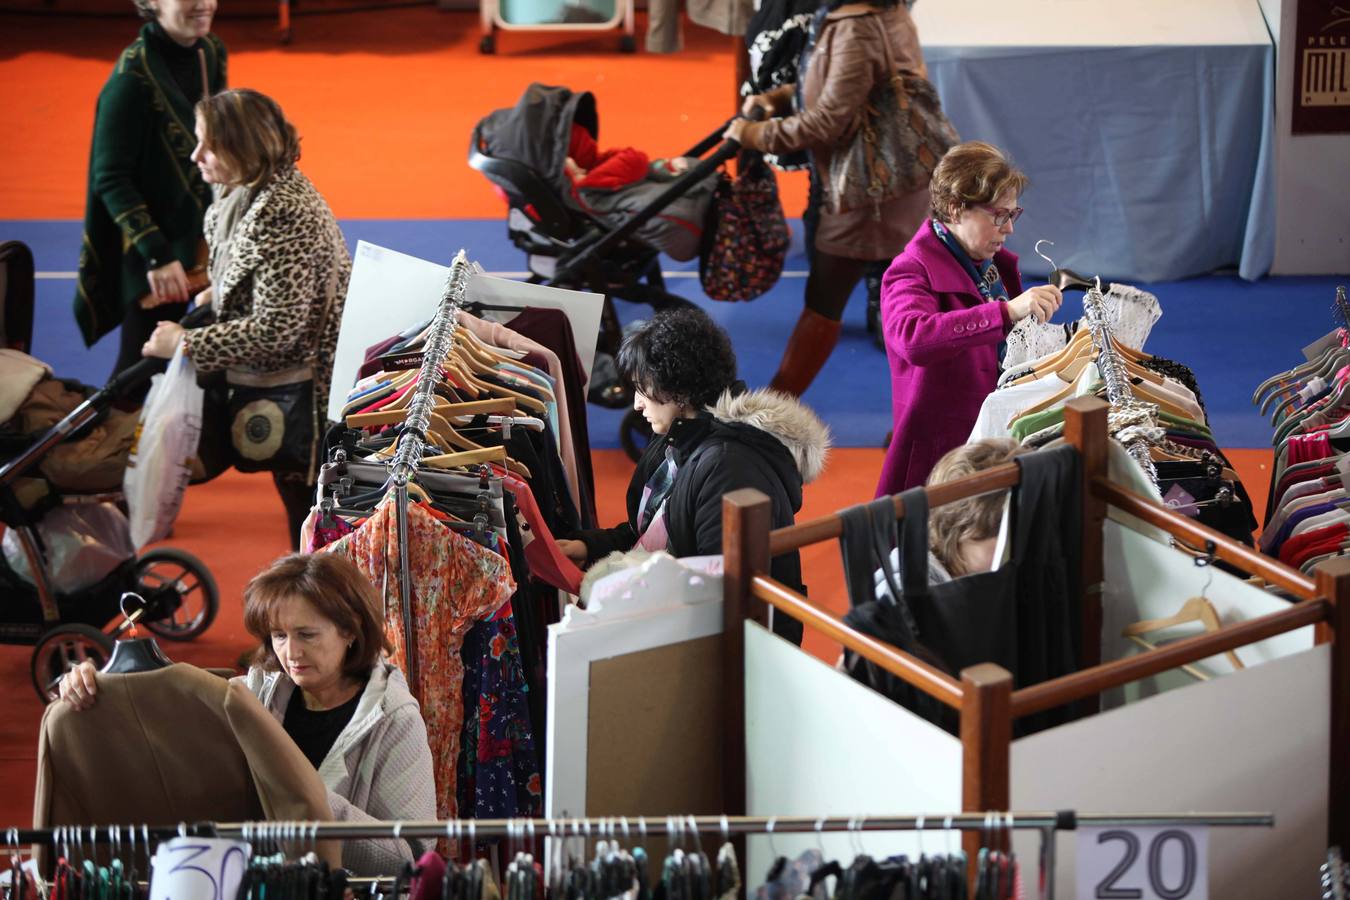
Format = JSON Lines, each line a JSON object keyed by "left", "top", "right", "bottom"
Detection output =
{"left": 545, "top": 554, "right": 724, "bottom": 821}
{"left": 1011, "top": 644, "right": 1330, "bottom": 899}
{"left": 912, "top": 0, "right": 1269, "bottom": 47}
{"left": 744, "top": 621, "right": 962, "bottom": 878}
{"left": 328, "top": 242, "right": 603, "bottom": 422}
{"left": 1101, "top": 519, "right": 1314, "bottom": 707}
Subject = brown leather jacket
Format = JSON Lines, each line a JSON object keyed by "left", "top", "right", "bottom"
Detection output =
{"left": 741, "top": 2, "right": 930, "bottom": 260}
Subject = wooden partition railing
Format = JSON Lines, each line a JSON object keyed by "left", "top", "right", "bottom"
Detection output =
{"left": 721, "top": 396, "right": 1350, "bottom": 869}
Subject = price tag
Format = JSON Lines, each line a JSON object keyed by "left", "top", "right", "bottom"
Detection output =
{"left": 1076, "top": 825, "right": 1208, "bottom": 899}
{"left": 149, "top": 837, "right": 251, "bottom": 900}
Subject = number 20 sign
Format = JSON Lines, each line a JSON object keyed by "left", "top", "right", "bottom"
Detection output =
{"left": 1076, "top": 826, "right": 1209, "bottom": 900}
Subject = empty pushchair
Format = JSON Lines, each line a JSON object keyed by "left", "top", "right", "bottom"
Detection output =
{"left": 0, "top": 264, "right": 218, "bottom": 701}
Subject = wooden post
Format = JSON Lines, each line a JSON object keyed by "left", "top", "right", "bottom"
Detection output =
{"left": 960, "top": 663, "right": 1013, "bottom": 884}
{"left": 1064, "top": 398, "right": 1109, "bottom": 702}
{"left": 721, "top": 487, "right": 772, "bottom": 885}
{"left": 1315, "top": 557, "right": 1350, "bottom": 850}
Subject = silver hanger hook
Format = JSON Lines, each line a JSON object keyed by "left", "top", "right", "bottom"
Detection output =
{"left": 719, "top": 814, "right": 729, "bottom": 845}
{"left": 686, "top": 816, "right": 702, "bottom": 856}
{"left": 814, "top": 815, "right": 827, "bottom": 854}
{"left": 638, "top": 816, "right": 647, "bottom": 842}
{"left": 765, "top": 817, "right": 778, "bottom": 859}
{"left": 1033, "top": 239, "right": 1057, "bottom": 271}
{"left": 621, "top": 816, "right": 631, "bottom": 846}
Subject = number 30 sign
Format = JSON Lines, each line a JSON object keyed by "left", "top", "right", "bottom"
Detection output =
{"left": 149, "top": 837, "right": 252, "bottom": 900}
{"left": 1076, "top": 826, "right": 1209, "bottom": 900}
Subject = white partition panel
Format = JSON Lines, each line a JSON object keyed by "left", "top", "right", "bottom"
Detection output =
{"left": 745, "top": 622, "right": 962, "bottom": 877}
{"left": 1102, "top": 519, "right": 1314, "bottom": 707}
{"left": 1011, "top": 644, "right": 1330, "bottom": 899}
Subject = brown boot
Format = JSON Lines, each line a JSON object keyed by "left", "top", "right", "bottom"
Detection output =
{"left": 768, "top": 308, "right": 843, "bottom": 397}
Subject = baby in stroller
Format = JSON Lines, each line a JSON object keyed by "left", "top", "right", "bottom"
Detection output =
{"left": 560, "top": 124, "right": 712, "bottom": 262}
{"left": 472, "top": 83, "right": 720, "bottom": 265}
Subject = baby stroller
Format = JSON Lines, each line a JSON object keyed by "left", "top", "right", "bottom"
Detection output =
{"left": 0, "top": 256, "right": 218, "bottom": 702}
{"left": 469, "top": 84, "right": 756, "bottom": 459}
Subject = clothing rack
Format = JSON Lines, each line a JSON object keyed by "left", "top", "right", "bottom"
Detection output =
{"left": 1081, "top": 280, "right": 1160, "bottom": 487}
{"left": 387, "top": 248, "right": 472, "bottom": 694}
{"left": 722, "top": 397, "right": 1350, "bottom": 879}
{"left": 11, "top": 811, "right": 1274, "bottom": 900}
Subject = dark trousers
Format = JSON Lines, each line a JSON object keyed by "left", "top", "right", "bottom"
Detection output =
{"left": 113, "top": 300, "right": 187, "bottom": 404}
{"left": 802, "top": 168, "right": 886, "bottom": 322}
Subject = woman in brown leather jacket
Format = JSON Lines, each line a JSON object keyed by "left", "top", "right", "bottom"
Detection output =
{"left": 725, "top": 0, "right": 931, "bottom": 397}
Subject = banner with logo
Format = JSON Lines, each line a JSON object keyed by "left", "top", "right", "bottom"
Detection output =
{"left": 1293, "top": 0, "right": 1350, "bottom": 133}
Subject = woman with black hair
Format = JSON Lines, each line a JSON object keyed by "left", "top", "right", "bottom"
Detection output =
{"left": 557, "top": 308, "right": 830, "bottom": 644}
{"left": 725, "top": 0, "right": 931, "bottom": 397}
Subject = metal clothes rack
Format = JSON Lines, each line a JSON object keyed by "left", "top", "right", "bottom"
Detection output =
{"left": 386, "top": 249, "right": 472, "bottom": 695}
{"left": 10, "top": 812, "right": 1274, "bottom": 900}
{"left": 1081, "top": 280, "right": 1161, "bottom": 488}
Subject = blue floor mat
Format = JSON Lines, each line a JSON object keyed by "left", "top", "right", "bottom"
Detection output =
{"left": 6, "top": 217, "right": 1344, "bottom": 450}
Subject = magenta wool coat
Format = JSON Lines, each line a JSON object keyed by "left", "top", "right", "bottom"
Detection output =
{"left": 876, "top": 220, "right": 1022, "bottom": 497}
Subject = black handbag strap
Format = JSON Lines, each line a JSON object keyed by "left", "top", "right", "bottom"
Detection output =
{"left": 839, "top": 501, "right": 876, "bottom": 610}
{"left": 840, "top": 495, "right": 924, "bottom": 641}
{"left": 897, "top": 486, "right": 930, "bottom": 598}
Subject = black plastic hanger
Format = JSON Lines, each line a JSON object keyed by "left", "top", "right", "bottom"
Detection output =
{"left": 1034, "top": 240, "right": 1100, "bottom": 293}
{"left": 101, "top": 594, "right": 172, "bottom": 674}
{"left": 1048, "top": 268, "right": 1097, "bottom": 292}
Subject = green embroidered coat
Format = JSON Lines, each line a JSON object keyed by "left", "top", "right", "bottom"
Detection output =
{"left": 74, "top": 23, "right": 227, "bottom": 346}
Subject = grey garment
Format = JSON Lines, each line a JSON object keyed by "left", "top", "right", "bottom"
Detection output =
{"left": 205, "top": 183, "right": 254, "bottom": 289}
{"left": 875, "top": 547, "right": 951, "bottom": 599}
{"left": 243, "top": 660, "right": 437, "bottom": 874}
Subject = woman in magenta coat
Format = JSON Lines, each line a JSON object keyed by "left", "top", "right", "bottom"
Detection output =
{"left": 876, "top": 142, "right": 1063, "bottom": 497}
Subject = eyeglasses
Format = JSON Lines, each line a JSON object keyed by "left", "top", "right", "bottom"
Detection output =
{"left": 974, "top": 204, "right": 1024, "bottom": 227}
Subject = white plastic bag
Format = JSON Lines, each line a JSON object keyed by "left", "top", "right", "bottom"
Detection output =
{"left": 2, "top": 502, "right": 135, "bottom": 593}
{"left": 124, "top": 342, "right": 203, "bottom": 549}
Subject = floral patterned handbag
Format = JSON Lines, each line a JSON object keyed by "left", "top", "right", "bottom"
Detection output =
{"left": 698, "top": 152, "right": 789, "bottom": 303}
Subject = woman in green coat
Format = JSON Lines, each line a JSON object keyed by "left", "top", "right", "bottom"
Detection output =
{"left": 74, "top": 0, "right": 226, "bottom": 400}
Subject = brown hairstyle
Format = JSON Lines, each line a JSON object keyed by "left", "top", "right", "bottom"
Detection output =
{"left": 928, "top": 141, "right": 1029, "bottom": 224}
{"left": 194, "top": 89, "right": 301, "bottom": 188}
{"left": 926, "top": 438, "right": 1026, "bottom": 577}
{"left": 242, "top": 553, "right": 391, "bottom": 677}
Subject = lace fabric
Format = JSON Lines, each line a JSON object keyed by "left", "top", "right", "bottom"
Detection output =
{"left": 999, "top": 282, "right": 1163, "bottom": 375}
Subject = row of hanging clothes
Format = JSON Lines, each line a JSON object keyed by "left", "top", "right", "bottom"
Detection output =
{"left": 302, "top": 253, "right": 598, "bottom": 828}
{"left": 1252, "top": 287, "right": 1350, "bottom": 572}
{"left": 968, "top": 256, "right": 1258, "bottom": 545}
{"left": 3, "top": 816, "right": 1066, "bottom": 900}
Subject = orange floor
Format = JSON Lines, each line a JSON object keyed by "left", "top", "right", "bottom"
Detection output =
{"left": 0, "top": 9, "right": 813, "bottom": 219}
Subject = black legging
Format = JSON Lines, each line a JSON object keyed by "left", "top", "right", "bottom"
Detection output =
{"left": 801, "top": 168, "right": 887, "bottom": 322}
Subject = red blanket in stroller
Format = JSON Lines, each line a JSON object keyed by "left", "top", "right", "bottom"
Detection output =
{"left": 473, "top": 84, "right": 719, "bottom": 262}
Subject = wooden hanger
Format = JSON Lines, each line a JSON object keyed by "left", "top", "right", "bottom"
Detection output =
{"left": 1121, "top": 596, "right": 1244, "bottom": 671}
{"left": 346, "top": 396, "right": 516, "bottom": 429}
{"left": 420, "top": 445, "right": 509, "bottom": 470}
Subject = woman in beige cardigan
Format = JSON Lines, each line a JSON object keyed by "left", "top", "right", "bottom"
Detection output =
{"left": 725, "top": 0, "right": 931, "bottom": 398}
{"left": 59, "top": 553, "right": 436, "bottom": 874}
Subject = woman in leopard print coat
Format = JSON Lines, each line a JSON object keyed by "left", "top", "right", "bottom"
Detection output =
{"left": 143, "top": 88, "right": 349, "bottom": 548}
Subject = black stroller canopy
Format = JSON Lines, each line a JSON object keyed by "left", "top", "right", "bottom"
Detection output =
{"left": 470, "top": 83, "right": 599, "bottom": 197}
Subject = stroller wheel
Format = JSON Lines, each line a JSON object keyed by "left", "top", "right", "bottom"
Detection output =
{"left": 31, "top": 624, "right": 114, "bottom": 703}
{"left": 134, "top": 548, "right": 219, "bottom": 641}
{"left": 619, "top": 408, "right": 654, "bottom": 463}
